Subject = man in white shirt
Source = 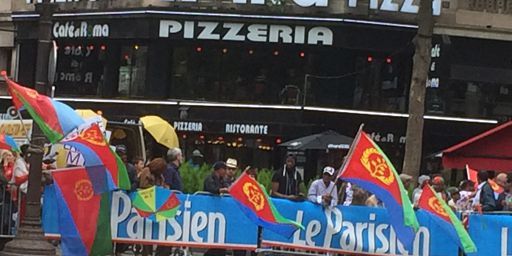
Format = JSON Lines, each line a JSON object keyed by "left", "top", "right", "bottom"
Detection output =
{"left": 308, "top": 166, "right": 338, "bottom": 207}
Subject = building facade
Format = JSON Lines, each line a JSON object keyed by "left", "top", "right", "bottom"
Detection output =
{"left": 5, "top": 0, "right": 512, "bottom": 176}
{"left": 0, "top": 0, "right": 15, "bottom": 79}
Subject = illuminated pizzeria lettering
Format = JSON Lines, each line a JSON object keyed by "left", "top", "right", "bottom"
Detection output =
{"left": 348, "top": 0, "right": 441, "bottom": 15}
{"left": 159, "top": 20, "right": 333, "bottom": 46}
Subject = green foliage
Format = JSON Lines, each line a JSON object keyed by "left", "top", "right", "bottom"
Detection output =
{"left": 256, "top": 168, "right": 274, "bottom": 194}
{"left": 180, "top": 162, "right": 323, "bottom": 197}
{"left": 300, "top": 176, "right": 318, "bottom": 196}
{"left": 180, "top": 163, "right": 277, "bottom": 194}
{"left": 179, "top": 162, "right": 211, "bottom": 194}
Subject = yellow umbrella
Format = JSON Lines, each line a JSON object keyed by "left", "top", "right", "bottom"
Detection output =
{"left": 140, "top": 115, "right": 179, "bottom": 149}
{"left": 75, "top": 109, "right": 108, "bottom": 128}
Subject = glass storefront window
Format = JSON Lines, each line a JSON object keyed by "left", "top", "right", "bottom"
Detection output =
{"left": 168, "top": 44, "right": 412, "bottom": 111}
{"left": 428, "top": 81, "right": 512, "bottom": 119}
{"left": 54, "top": 43, "right": 104, "bottom": 96}
{"left": 118, "top": 45, "right": 148, "bottom": 97}
{"left": 169, "top": 44, "right": 306, "bottom": 104}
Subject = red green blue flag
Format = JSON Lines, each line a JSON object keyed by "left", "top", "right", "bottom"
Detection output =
{"left": 466, "top": 165, "right": 503, "bottom": 193}
{"left": 130, "top": 186, "right": 180, "bottom": 222}
{"left": 466, "top": 165, "right": 478, "bottom": 190}
{"left": 229, "top": 171, "right": 304, "bottom": 238}
{"left": 338, "top": 128, "right": 419, "bottom": 246}
{"left": 487, "top": 178, "right": 504, "bottom": 194}
{"left": 1, "top": 71, "right": 84, "bottom": 143}
{"left": 52, "top": 167, "right": 112, "bottom": 256}
{"left": 62, "top": 124, "right": 130, "bottom": 192}
{"left": 418, "top": 185, "right": 477, "bottom": 254}
{"left": 0, "top": 134, "right": 19, "bottom": 152}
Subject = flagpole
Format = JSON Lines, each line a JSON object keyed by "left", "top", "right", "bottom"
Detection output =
{"left": 14, "top": 110, "right": 31, "bottom": 144}
{"left": 256, "top": 226, "right": 263, "bottom": 256}
{"left": 329, "top": 123, "right": 364, "bottom": 196}
{"left": 0, "top": 0, "right": 57, "bottom": 254}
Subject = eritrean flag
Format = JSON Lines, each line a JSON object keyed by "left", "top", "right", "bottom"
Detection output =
{"left": 1, "top": 71, "right": 84, "bottom": 143}
{"left": 338, "top": 128, "right": 419, "bottom": 246}
{"left": 487, "top": 178, "right": 504, "bottom": 194}
{"left": 466, "top": 165, "right": 478, "bottom": 190}
{"left": 62, "top": 124, "right": 130, "bottom": 192}
{"left": 229, "top": 171, "right": 304, "bottom": 238}
{"left": 0, "top": 134, "right": 19, "bottom": 152}
{"left": 418, "top": 185, "right": 477, "bottom": 253}
{"left": 52, "top": 167, "right": 112, "bottom": 256}
{"left": 466, "top": 165, "right": 503, "bottom": 194}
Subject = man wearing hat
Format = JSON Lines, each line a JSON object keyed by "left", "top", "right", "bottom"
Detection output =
{"left": 224, "top": 158, "right": 238, "bottom": 187}
{"left": 115, "top": 144, "right": 137, "bottom": 192}
{"left": 307, "top": 166, "right": 338, "bottom": 207}
{"left": 189, "top": 149, "right": 204, "bottom": 169}
{"left": 203, "top": 162, "right": 229, "bottom": 256}
{"left": 203, "top": 161, "right": 229, "bottom": 194}
{"left": 413, "top": 175, "right": 430, "bottom": 206}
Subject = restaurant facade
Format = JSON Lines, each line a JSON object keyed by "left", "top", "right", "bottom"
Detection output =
{"left": 4, "top": 0, "right": 512, "bottom": 175}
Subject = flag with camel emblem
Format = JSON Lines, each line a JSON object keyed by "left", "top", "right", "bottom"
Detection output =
{"left": 338, "top": 128, "right": 419, "bottom": 247}
{"left": 229, "top": 171, "right": 303, "bottom": 238}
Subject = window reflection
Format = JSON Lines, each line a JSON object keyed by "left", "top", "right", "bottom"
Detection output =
{"left": 169, "top": 45, "right": 306, "bottom": 104}
{"left": 118, "top": 45, "right": 147, "bottom": 98}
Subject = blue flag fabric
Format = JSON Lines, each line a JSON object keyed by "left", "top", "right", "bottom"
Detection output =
{"left": 61, "top": 140, "right": 116, "bottom": 194}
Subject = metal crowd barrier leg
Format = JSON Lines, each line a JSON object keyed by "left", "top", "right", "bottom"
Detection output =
{"left": 14, "top": 189, "right": 22, "bottom": 235}
{"left": 0, "top": 184, "right": 19, "bottom": 239}
{"left": 0, "top": 185, "right": 6, "bottom": 238}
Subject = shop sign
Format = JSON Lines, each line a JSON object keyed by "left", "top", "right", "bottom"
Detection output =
{"left": 348, "top": 0, "right": 441, "bottom": 15}
{"left": 370, "top": 132, "right": 406, "bottom": 144}
{"left": 327, "top": 143, "right": 350, "bottom": 149}
{"left": 427, "top": 43, "right": 441, "bottom": 88}
{"left": 27, "top": 0, "right": 95, "bottom": 3}
{"left": 53, "top": 21, "right": 109, "bottom": 38}
{"left": 173, "top": 121, "right": 203, "bottom": 132}
{"left": 123, "top": 119, "right": 138, "bottom": 125}
{"left": 225, "top": 123, "right": 268, "bottom": 135}
{"left": 159, "top": 20, "right": 333, "bottom": 46}
{"left": 55, "top": 44, "right": 103, "bottom": 95}
{"left": 0, "top": 120, "right": 33, "bottom": 139}
{"left": 0, "top": 106, "right": 20, "bottom": 120}
{"left": 43, "top": 191, "right": 464, "bottom": 255}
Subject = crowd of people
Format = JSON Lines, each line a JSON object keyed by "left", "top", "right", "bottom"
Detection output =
{"left": 9, "top": 142, "right": 499, "bottom": 256}
{"left": 119, "top": 145, "right": 512, "bottom": 214}
{"left": 0, "top": 141, "right": 510, "bottom": 255}
{"left": 339, "top": 170, "right": 512, "bottom": 213}
{"left": 0, "top": 146, "right": 32, "bottom": 236}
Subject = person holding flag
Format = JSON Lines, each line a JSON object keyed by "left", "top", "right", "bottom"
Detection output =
{"left": 307, "top": 166, "right": 338, "bottom": 207}
{"left": 337, "top": 125, "right": 419, "bottom": 247}
{"left": 474, "top": 170, "right": 497, "bottom": 212}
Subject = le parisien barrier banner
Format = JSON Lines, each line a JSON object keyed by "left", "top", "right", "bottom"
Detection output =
{"left": 42, "top": 188, "right": 511, "bottom": 255}
{"left": 468, "top": 214, "right": 512, "bottom": 256}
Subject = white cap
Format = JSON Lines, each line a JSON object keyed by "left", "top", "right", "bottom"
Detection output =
{"left": 226, "top": 158, "right": 238, "bottom": 169}
{"left": 323, "top": 166, "right": 335, "bottom": 176}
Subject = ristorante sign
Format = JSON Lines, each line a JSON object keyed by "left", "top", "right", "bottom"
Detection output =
{"left": 159, "top": 20, "right": 333, "bottom": 46}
